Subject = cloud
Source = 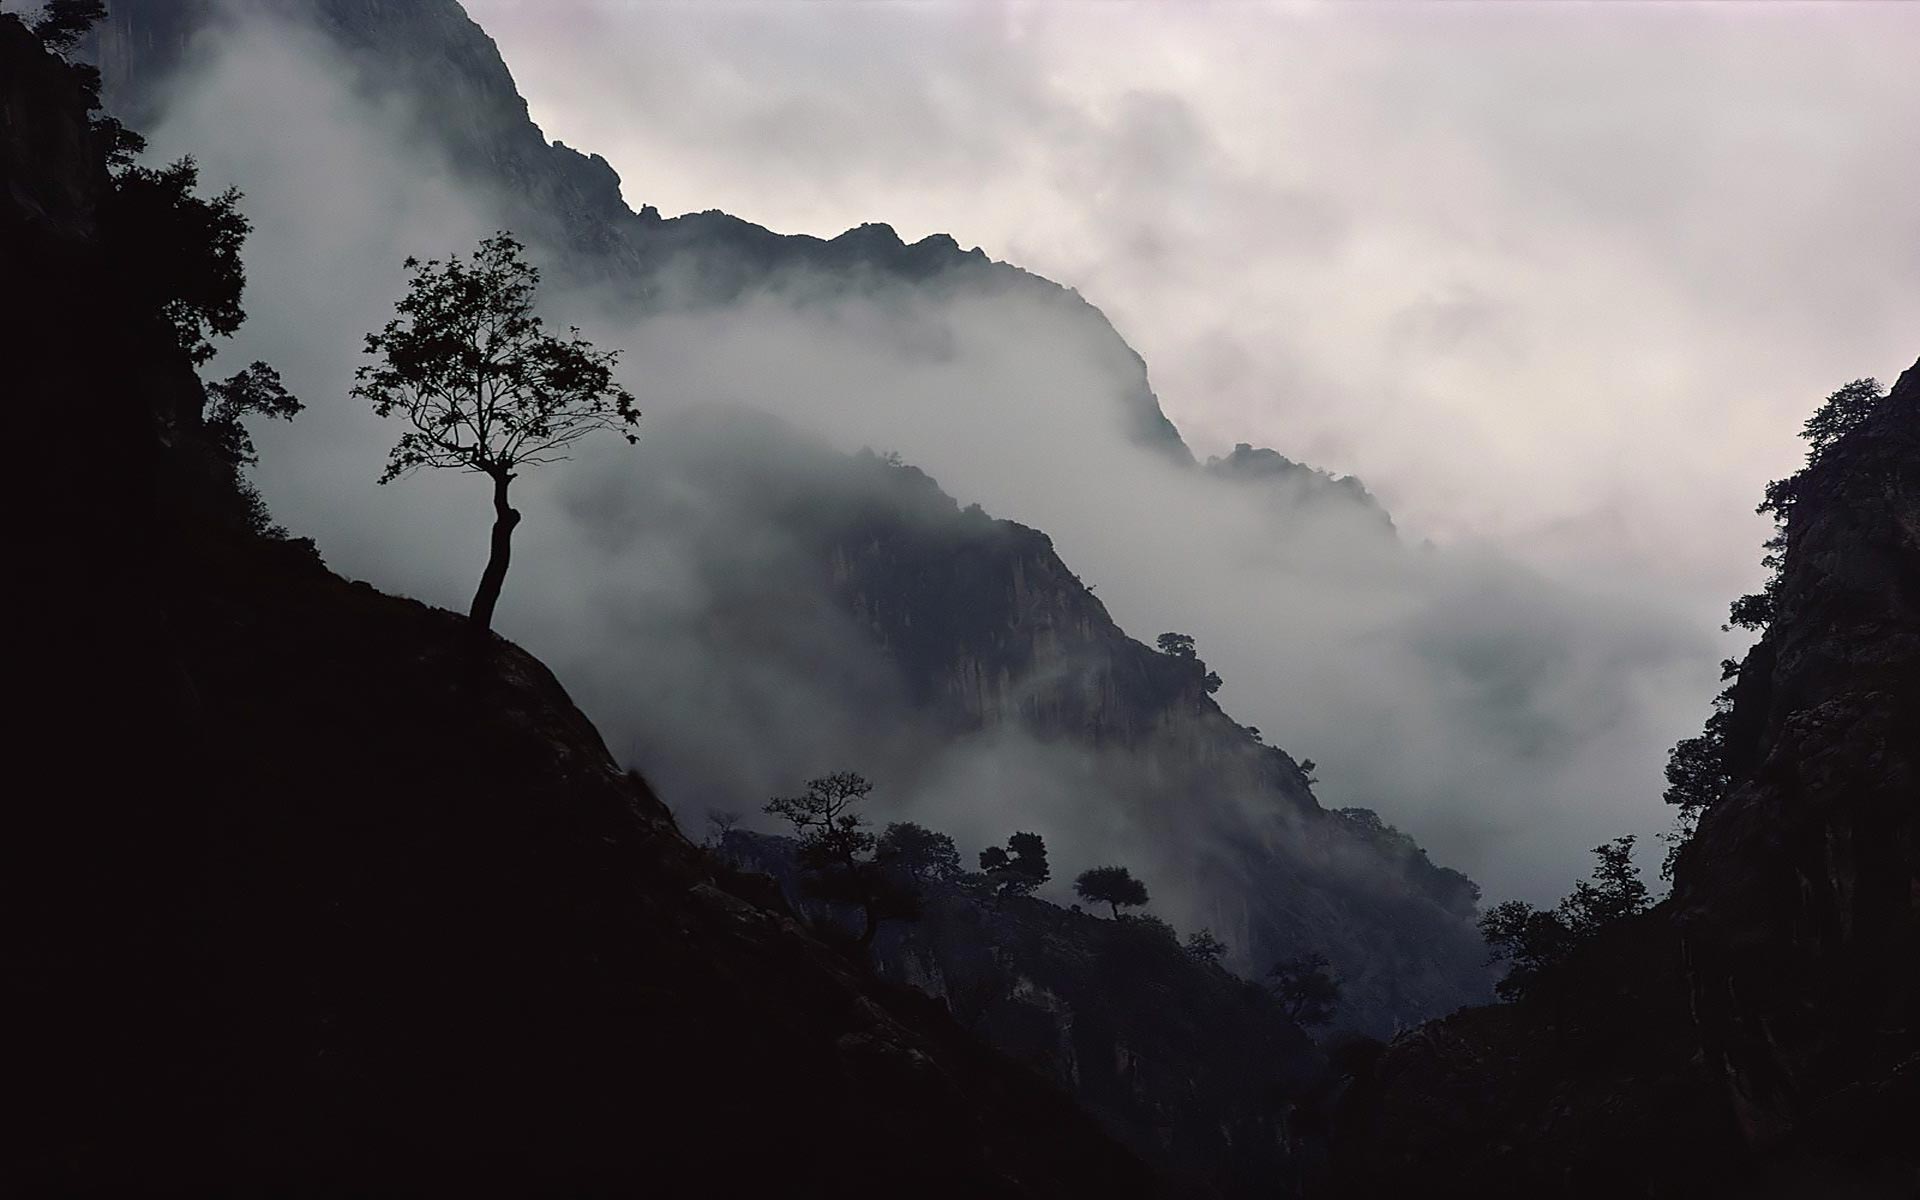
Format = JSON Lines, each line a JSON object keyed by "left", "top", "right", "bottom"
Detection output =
{"left": 130, "top": 1, "right": 1907, "bottom": 942}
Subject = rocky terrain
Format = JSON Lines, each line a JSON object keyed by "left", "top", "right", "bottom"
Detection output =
{"left": 86, "top": 0, "right": 1492, "bottom": 1033}
{"left": 8, "top": 19, "right": 1158, "bottom": 1193}
{"left": 1328, "top": 360, "right": 1918, "bottom": 1196}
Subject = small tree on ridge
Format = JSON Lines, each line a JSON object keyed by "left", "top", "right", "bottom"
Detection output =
{"left": 1075, "top": 865, "right": 1149, "bottom": 918}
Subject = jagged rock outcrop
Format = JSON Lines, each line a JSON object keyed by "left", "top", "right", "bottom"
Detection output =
{"left": 9, "top": 20, "right": 1157, "bottom": 1194}
{"left": 1327, "top": 362, "right": 1919, "bottom": 1196}
{"left": 722, "top": 831, "right": 1320, "bottom": 1199}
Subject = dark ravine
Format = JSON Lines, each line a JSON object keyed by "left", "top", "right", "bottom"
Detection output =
{"left": 10, "top": 20, "right": 1157, "bottom": 1194}
{"left": 1328, "top": 361, "right": 1919, "bottom": 1196}
{"left": 89, "top": 0, "right": 1491, "bottom": 1033}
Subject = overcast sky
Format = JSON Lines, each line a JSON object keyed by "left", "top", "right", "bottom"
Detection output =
{"left": 466, "top": 0, "right": 1919, "bottom": 605}
{"left": 135, "top": 0, "right": 1918, "bottom": 908}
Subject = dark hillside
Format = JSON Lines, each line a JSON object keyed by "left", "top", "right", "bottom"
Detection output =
{"left": 7, "top": 19, "right": 1154, "bottom": 1194}
{"left": 1328, "top": 360, "right": 1919, "bottom": 1196}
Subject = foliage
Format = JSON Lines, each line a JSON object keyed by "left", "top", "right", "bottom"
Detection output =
{"left": 1728, "top": 378, "right": 1885, "bottom": 631}
{"left": 704, "top": 809, "right": 743, "bottom": 849}
{"left": 28, "top": 0, "right": 103, "bottom": 53}
{"left": 877, "top": 822, "right": 962, "bottom": 881}
{"left": 1184, "top": 928, "right": 1229, "bottom": 964}
{"left": 203, "top": 361, "right": 302, "bottom": 466}
{"left": 1202, "top": 670, "right": 1223, "bottom": 695}
{"left": 355, "top": 232, "right": 638, "bottom": 631}
{"left": 979, "top": 832, "right": 1050, "bottom": 900}
{"left": 765, "top": 773, "right": 918, "bottom": 946}
{"left": 103, "top": 157, "right": 249, "bottom": 366}
{"left": 1479, "top": 836, "right": 1650, "bottom": 1000}
{"left": 1155, "top": 632, "right": 1196, "bottom": 659}
{"left": 1074, "top": 865, "right": 1150, "bottom": 918}
{"left": 1268, "top": 952, "right": 1342, "bottom": 1027}
{"left": 355, "top": 233, "right": 639, "bottom": 486}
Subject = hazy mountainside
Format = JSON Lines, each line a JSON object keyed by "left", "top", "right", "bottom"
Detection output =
{"left": 1329, "top": 361, "right": 1919, "bottom": 1196}
{"left": 724, "top": 831, "right": 1321, "bottom": 1198}
{"left": 7, "top": 21, "right": 1154, "bottom": 1194}
{"left": 566, "top": 409, "right": 1488, "bottom": 1031}
{"left": 90, "top": 0, "right": 1489, "bottom": 1032}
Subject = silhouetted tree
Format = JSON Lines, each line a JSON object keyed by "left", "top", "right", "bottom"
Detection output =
{"left": 1202, "top": 670, "right": 1223, "bottom": 694}
{"left": 355, "top": 233, "right": 639, "bottom": 634}
{"left": 877, "top": 822, "right": 962, "bottom": 881}
{"left": 765, "top": 773, "right": 917, "bottom": 946}
{"left": 1268, "top": 952, "right": 1341, "bottom": 1026}
{"left": 1729, "top": 377, "right": 1886, "bottom": 631}
{"left": 103, "top": 157, "right": 249, "bottom": 366}
{"left": 1480, "top": 836, "right": 1650, "bottom": 1000}
{"left": 1477, "top": 900, "right": 1575, "bottom": 1002}
{"left": 1185, "top": 928, "right": 1229, "bottom": 964}
{"left": 979, "top": 831, "right": 1050, "bottom": 900}
{"left": 1156, "top": 632, "right": 1197, "bottom": 658}
{"left": 1074, "top": 865, "right": 1149, "bottom": 918}
{"left": 28, "top": 0, "right": 103, "bottom": 52}
{"left": 704, "top": 809, "right": 743, "bottom": 850}
{"left": 203, "top": 361, "right": 302, "bottom": 466}
{"left": 1559, "top": 835, "right": 1649, "bottom": 935}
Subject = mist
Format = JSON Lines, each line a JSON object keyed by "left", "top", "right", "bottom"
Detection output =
{"left": 132, "top": 7, "right": 1778, "bottom": 918}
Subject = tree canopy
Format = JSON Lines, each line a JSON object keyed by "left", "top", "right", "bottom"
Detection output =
{"left": 1074, "top": 865, "right": 1149, "bottom": 918}
{"left": 355, "top": 232, "right": 639, "bottom": 633}
{"left": 979, "top": 832, "right": 1050, "bottom": 900}
{"left": 1478, "top": 835, "right": 1650, "bottom": 1000}
{"left": 877, "top": 822, "right": 962, "bottom": 881}
{"left": 765, "top": 773, "right": 919, "bottom": 946}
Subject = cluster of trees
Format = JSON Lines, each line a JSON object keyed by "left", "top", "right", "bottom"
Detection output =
{"left": 750, "top": 773, "right": 1345, "bottom": 1026}
{"left": 1156, "top": 632, "right": 1223, "bottom": 695}
{"left": 1660, "top": 377, "right": 1888, "bottom": 873}
{"left": 1477, "top": 835, "right": 1650, "bottom": 1001}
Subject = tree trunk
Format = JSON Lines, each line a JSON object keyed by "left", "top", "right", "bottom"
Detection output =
{"left": 469, "top": 471, "right": 520, "bottom": 635}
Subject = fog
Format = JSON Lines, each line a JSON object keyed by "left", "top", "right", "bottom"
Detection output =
{"left": 123, "top": 5, "right": 1873, "bottom": 916}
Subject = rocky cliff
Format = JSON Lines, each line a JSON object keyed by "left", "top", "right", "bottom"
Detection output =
{"left": 8, "top": 19, "right": 1158, "bottom": 1193}
{"left": 86, "top": 0, "right": 1489, "bottom": 1032}
{"left": 1327, "top": 362, "right": 1919, "bottom": 1196}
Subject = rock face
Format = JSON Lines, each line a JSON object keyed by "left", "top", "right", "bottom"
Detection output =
{"left": 725, "top": 831, "right": 1321, "bottom": 1198}
{"left": 595, "top": 415, "right": 1488, "bottom": 1032}
{"left": 1329, "top": 363, "right": 1919, "bottom": 1195}
{"left": 89, "top": 0, "right": 1490, "bottom": 1031}
{"left": 9, "top": 21, "right": 1157, "bottom": 1194}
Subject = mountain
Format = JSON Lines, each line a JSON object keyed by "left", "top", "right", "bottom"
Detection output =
{"left": 1328, "top": 361, "right": 1919, "bottom": 1195}
{"left": 88, "top": 0, "right": 1489, "bottom": 1034}
{"left": 8, "top": 19, "right": 1158, "bottom": 1193}
{"left": 723, "top": 830, "right": 1322, "bottom": 1198}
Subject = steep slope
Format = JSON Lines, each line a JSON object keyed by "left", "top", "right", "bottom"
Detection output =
{"left": 578, "top": 411, "right": 1488, "bottom": 1032}
{"left": 1327, "top": 361, "right": 1919, "bottom": 1196}
{"left": 724, "top": 831, "right": 1322, "bottom": 1198}
{"left": 8, "top": 20, "right": 1156, "bottom": 1194}
{"left": 88, "top": 0, "right": 1485, "bottom": 1030}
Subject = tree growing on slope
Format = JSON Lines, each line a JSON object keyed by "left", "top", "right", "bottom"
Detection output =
{"left": 765, "top": 772, "right": 918, "bottom": 947}
{"left": 1074, "top": 865, "right": 1150, "bottom": 918}
{"left": 877, "top": 822, "right": 963, "bottom": 881}
{"left": 979, "top": 832, "right": 1051, "bottom": 900}
{"left": 355, "top": 233, "right": 639, "bottom": 634}
{"left": 1479, "top": 835, "right": 1651, "bottom": 1000}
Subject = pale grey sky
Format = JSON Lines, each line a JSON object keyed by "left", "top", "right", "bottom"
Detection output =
{"left": 466, "top": 0, "right": 1919, "bottom": 604}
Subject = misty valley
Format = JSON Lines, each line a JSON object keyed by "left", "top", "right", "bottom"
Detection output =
{"left": 9, "top": 2, "right": 1915, "bottom": 1197}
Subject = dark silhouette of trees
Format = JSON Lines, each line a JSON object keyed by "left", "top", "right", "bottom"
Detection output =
{"left": 1268, "top": 952, "right": 1341, "bottom": 1026}
{"left": 979, "top": 832, "right": 1050, "bottom": 900}
{"left": 1185, "top": 928, "right": 1229, "bottom": 964}
{"left": 877, "top": 822, "right": 962, "bottom": 881}
{"left": 203, "top": 362, "right": 302, "bottom": 467}
{"left": 1728, "top": 377, "right": 1886, "bottom": 632}
{"left": 1156, "top": 631, "right": 1222, "bottom": 692}
{"left": 355, "top": 233, "right": 639, "bottom": 634}
{"left": 764, "top": 773, "right": 918, "bottom": 947}
{"left": 104, "top": 157, "right": 249, "bottom": 366}
{"left": 28, "top": 0, "right": 102, "bottom": 51}
{"left": 1074, "top": 865, "right": 1150, "bottom": 918}
{"left": 1479, "top": 835, "right": 1650, "bottom": 1000}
